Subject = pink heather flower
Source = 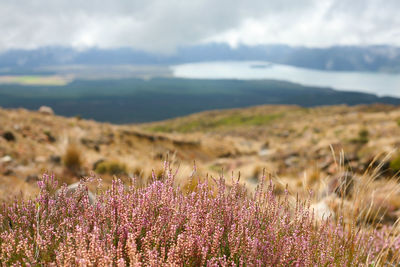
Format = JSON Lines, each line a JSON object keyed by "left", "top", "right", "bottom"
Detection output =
{"left": 0, "top": 161, "right": 398, "bottom": 265}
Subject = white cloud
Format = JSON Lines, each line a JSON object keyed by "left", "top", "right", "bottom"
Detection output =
{"left": 207, "top": 0, "right": 400, "bottom": 48}
{"left": 0, "top": 0, "right": 399, "bottom": 52}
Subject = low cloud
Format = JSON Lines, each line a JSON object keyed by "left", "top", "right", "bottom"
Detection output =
{"left": 0, "top": 0, "right": 399, "bottom": 53}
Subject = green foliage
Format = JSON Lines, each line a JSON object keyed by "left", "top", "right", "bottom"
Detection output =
{"left": 390, "top": 154, "right": 400, "bottom": 173}
{"left": 95, "top": 160, "right": 127, "bottom": 175}
{"left": 148, "top": 113, "right": 285, "bottom": 133}
{"left": 358, "top": 129, "right": 369, "bottom": 143}
{"left": 350, "top": 129, "right": 369, "bottom": 144}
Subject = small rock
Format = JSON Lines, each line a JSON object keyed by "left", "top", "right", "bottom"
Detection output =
{"left": 311, "top": 200, "right": 334, "bottom": 220}
{"left": 0, "top": 155, "right": 12, "bottom": 163}
{"left": 38, "top": 106, "right": 54, "bottom": 115}
{"left": 284, "top": 156, "right": 299, "bottom": 167}
{"left": 259, "top": 148, "right": 270, "bottom": 157}
{"left": 2, "top": 131, "right": 15, "bottom": 142}
{"left": 55, "top": 182, "right": 96, "bottom": 204}
{"left": 13, "top": 124, "right": 21, "bottom": 131}
{"left": 259, "top": 143, "right": 271, "bottom": 157}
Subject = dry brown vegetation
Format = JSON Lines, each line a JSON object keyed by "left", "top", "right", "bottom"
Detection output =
{"left": 1, "top": 104, "right": 400, "bottom": 228}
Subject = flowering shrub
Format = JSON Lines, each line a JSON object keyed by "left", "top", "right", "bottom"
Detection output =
{"left": 0, "top": 163, "right": 399, "bottom": 266}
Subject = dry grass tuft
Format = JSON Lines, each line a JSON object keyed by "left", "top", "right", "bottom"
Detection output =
{"left": 63, "top": 144, "right": 82, "bottom": 173}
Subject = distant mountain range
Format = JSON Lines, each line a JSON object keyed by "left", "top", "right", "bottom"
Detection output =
{"left": 0, "top": 43, "right": 400, "bottom": 74}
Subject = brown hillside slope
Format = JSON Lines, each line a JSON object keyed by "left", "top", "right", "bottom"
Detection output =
{"left": 2, "top": 104, "right": 400, "bottom": 224}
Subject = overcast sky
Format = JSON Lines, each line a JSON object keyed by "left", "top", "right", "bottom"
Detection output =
{"left": 1, "top": 0, "right": 399, "bottom": 53}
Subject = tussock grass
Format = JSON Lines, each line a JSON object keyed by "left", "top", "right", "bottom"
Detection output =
{"left": 95, "top": 160, "right": 127, "bottom": 175}
{"left": 63, "top": 144, "right": 82, "bottom": 173}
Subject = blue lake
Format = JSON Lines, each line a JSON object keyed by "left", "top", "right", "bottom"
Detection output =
{"left": 172, "top": 61, "right": 400, "bottom": 97}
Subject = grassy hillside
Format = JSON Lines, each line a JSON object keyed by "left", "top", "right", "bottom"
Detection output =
{"left": 1, "top": 104, "right": 400, "bottom": 209}
{"left": 144, "top": 105, "right": 298, "bottom": 133}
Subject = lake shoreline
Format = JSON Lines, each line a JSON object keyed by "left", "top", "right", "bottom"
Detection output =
{"left": 172, "top": 61, "right": 400, "bottom": 97}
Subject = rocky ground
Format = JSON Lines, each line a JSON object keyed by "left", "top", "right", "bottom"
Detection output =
{"left": 2, "top": 104, "right": 400, "bottom": 225}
